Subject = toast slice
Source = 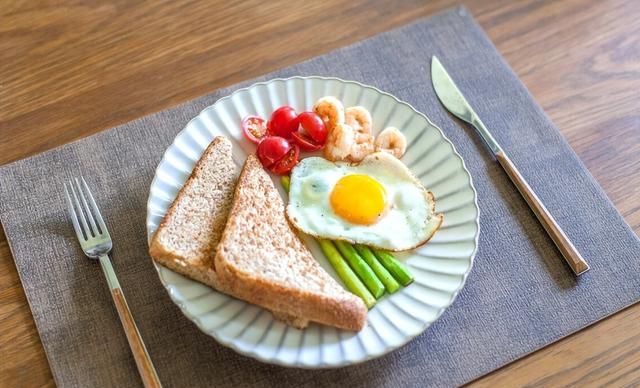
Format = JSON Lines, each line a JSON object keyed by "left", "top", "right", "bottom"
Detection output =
{"left": 149, "top": 136, "right": 236, "bottom": 289}
{"left": 149, "top": 137, "right": 308, "bottom": 328}
{"left": 215, "top": 155, "right": 368, "bottom": 331}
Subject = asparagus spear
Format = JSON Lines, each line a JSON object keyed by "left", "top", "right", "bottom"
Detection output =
{"left": 317, "top": 239, "right": 376, "bottom": 309}
{"left": 354, "top": 245, "right": 400, "bottom": 294}
{"left": 281, "top": 176, "right": 376, "bottom": 308}
{"left": 373, "top": 250, "right": 414, "bottom": 286}
{"left": 281, "top": 175, "right": 291, "bottom": 192}
{"left": 334, "top": 240, "right": 385, "bottom": 299}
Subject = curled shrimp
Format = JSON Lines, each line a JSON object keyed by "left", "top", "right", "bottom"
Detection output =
{"left": 346, "top": 131, "right": 374, "bottom": 163}
{"left": 345, "top": 106, "right": 372, "bottom": 142}
{"left": 313, "top": 96, "right": 345, "bottom": 132}
{"left": 324, "top": 123, "right": 374, "bottom": 163}
{"left": 374, "top": 127, "right": 407, "bottom": 159}
{"left": 324, "top": 122, "right": 355, "bottom": 161}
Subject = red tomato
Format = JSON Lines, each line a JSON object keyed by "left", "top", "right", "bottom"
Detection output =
{"left": 291, "top": 131, "right": 322, "bottom": 152}
{"left": 256, "top": 136, "right": 291, "bottom": 168}
{"left": 241, "top": 115, "right": 267, "bottom": 144}
{"left": 297, "top": 111, "right": 327, "bottom": 144}
{"left": 268, "top": 106, "right": 299, "bottom": 138}
{"left": 272, "top": 144, "right": 300, "bottom": 175}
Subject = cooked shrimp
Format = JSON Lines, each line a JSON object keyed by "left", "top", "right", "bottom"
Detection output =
{"left": 374, "top": 127, "right": 407, "bottom": 159}
{"left": 313, "top": 96, "right": 345, "bottom": 132}
{"left": 346, "top": 132, "right": 374, "bottom": 163}
{"left": 324, "top": 123, "right": 376, "bottom": 163}
{"left": 345, "top": 106, "right": 372, "bottom": 141}
{"left": 324, "top": 122, "right": 355, "bottom": 161}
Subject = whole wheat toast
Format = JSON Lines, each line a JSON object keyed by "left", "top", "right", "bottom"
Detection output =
{"left": 148, "top": 137, "right": 236, "bottom": 289}
{"left": 214, "top": 155, "right": 367, "bottom": 331}
{"left": 149, "top": 137, "right": 308, "bottom": 328}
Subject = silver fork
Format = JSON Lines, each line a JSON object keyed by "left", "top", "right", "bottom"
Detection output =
{"left": 64, "top": 177, "right": 162, "bottom": 388}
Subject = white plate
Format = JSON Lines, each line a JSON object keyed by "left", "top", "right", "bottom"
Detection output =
{"left": 146, "top": 76, "right": 479, "bottom": 368}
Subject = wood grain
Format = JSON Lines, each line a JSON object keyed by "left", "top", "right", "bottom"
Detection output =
{"left": 0, "top": 0, "right": 638, "bottom": 386}
{"left": 111, "top": 289, "right": 162, "bottom": 388}
{"left": 495, "top": 151, "right": 590, "bottom": 275}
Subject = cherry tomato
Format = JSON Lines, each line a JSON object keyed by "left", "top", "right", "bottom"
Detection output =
{"left": 297, "top": 111, "right": 327, "bottom": 144}
{"left": 241, "top": 115, "right": 267, "bottom": 144}
{"left": 256, "top": 136, "right": 291, "bottom": 168}
{"left": 272, "top": 144, "right": 300, "bottom": 175}
{"left": 268, "top": 106, "right": 299, "bottom": 138}
{"left": 291, "top": 131, "right": 322, "bottom": 152}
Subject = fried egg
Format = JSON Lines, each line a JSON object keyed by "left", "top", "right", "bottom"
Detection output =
{"left": 286, "top": 152, "right": 443, "bottom": 251}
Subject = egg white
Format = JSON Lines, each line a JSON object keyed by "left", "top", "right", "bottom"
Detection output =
{"left": 286, "top": 152, "right": 443, "bottom": 251}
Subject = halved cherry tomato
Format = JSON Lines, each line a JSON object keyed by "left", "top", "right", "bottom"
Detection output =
{"left": 271, "top": 144, "right": 300, "bottom": 175}
{"left": 241, "top": 115, "right": 267, "bottom": 144}
{"left": 297, "top": 111, "right": 327, "bottom": 144}
{"left": 256, "top": 136, "right": 291, "bottom": 168}
{"left": 291, "top": 131, "right": 322, "bottom": 152}
{"left": 268, "top": 106, "right": 299, "bottom": 138}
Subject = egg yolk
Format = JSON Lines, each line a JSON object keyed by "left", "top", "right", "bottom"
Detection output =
{"left": 330, "top": 174, "right": 386, "bottom": 225}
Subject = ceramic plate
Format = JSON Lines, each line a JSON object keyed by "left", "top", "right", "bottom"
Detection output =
{"left": 146, "top": 76, "right": 479, "bottom": 368}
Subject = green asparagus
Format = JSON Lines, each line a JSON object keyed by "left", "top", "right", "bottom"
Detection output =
{"left": 317, "top": 239, "right": 376, "bottom": 309}
{"left": 334, "top": 240, "right": 385, "bottom": 298}
{"left": 281, "top": 175, "right": 291, "bottom": 192}
{"left": 354, "top": 245, "right": 400, "bottom": 294}
{"left": 373, "top": 250, "right": 414, "bottom": 286}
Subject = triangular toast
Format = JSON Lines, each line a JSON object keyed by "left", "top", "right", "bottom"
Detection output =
{"left": 214, "top": 155, "right": 367, "bottom": 331}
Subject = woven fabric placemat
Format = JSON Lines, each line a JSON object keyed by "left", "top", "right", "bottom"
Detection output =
{"left": 1, "top": 6, "right": 639, "bottom": 387}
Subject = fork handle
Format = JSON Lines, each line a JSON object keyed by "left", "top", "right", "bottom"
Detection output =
{"left": 99, "top": 255, "right": 162, "bottom": 388}
{"left": 495, "top": 151, "right": 590, "bottom": 275}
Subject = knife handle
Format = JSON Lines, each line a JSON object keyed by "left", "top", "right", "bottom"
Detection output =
{"left": 495, "top": 151, "right": 590, "bottom": 275}
{"left": 99, "top": 255, "right": 162, "bottom": 388}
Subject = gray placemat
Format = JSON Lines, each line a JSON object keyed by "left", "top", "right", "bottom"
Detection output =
{"left": 1, "top": 6, "right": 639, "bottom": 387}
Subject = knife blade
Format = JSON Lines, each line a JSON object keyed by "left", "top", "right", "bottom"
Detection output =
{"left": 431, "top": 56, "right": 502, "bottom": 155}
{"left": 430, "top": 56, "right": 590, "bottom": 276}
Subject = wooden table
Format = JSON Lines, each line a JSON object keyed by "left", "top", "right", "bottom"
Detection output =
{"left": 1, "top": 0, "right": 638, "bottom": 386}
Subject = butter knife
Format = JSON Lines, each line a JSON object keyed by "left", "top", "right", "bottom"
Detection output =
{"left": 431, "top": 56, "right": 589, "bottom": 275}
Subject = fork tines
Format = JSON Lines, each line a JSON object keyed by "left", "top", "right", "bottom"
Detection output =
{"left": 64, "top": 177, "right": 109, "bottom": 241}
